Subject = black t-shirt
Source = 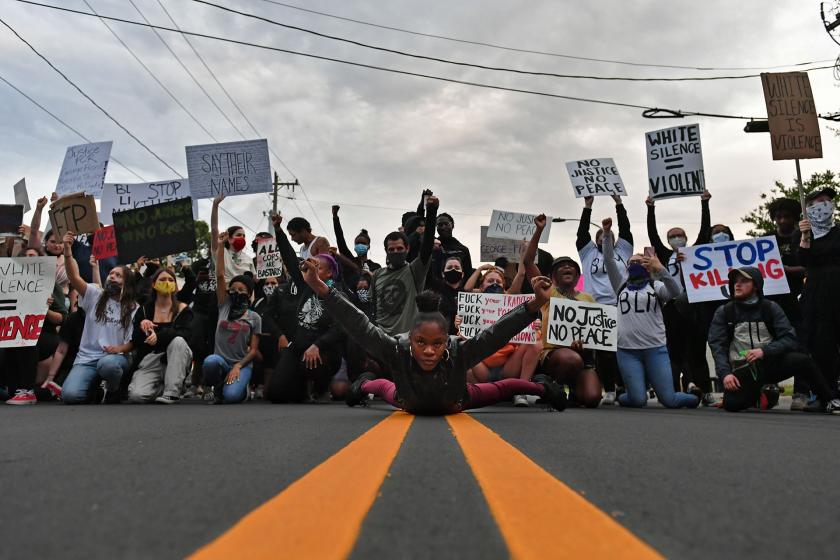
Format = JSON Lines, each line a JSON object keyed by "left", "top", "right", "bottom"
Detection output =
{"left": 775, "top": 231, "right": 804, "bottom": 297}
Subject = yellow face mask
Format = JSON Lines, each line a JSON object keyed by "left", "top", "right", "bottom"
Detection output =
{"left": 153, "top": 280, "right": 177, "bottom": 295}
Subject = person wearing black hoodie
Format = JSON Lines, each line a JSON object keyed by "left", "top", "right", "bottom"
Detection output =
{"left": 707, "top": 266, "right": 839, "bottom": 414}
{"left": 436, "top": 212, "right": 473, "bottom": 277}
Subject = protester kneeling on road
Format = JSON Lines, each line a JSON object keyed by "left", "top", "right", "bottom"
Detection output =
{"left": 708, "top": 266, "right": 840, "bottom": 414}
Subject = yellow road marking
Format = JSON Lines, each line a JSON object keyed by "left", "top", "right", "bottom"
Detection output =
{"left": 446, "top": 414, "right": 663, "bottom": 559}
{"left": 190, "top": 412, "right": 414, "bottom": 560}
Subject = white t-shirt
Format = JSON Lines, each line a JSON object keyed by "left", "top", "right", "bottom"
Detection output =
{"left": 223, "top": 247, "right": 256, "bottom": 283}
{"left": 578, "top": 239, "right": 633, "bottom": 305}
{"left": 74, "top": 283, "right": 138, "bottom": 365}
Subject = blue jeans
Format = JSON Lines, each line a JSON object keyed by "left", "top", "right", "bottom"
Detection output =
{"left": 617, "top": 346, "right": 699, "bottom": 409}
{"left": 63, "top": 354, "right": 131, "bottom": 404}
{"left": 202, "top": 354, "right": 252, "bottom": 403}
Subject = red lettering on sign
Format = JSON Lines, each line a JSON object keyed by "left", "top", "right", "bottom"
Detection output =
{"left": 0, "top": 314, "right": 46, "bottom": 341}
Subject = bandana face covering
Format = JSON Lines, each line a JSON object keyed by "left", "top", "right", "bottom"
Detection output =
{"left": 262, "top": 284, "right": 277, "bottom": 297}
{"left": 626, "top": 263, "right": 651, "bottom": 291}
{"left": 228, "top": 291, "right": 250, "bottom": 320}
{"left": 357, "top": 288, "right": 370, "bottom": 303}
{"left": 807, "top": 201, "right": 834, "bottom": 240}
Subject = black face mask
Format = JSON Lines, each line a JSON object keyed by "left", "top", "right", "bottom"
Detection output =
{"left": 483, "top": 283, "right": 504, "bottom": 294}
{"left": 386, "top": 251, "right": 407, "bottom": 269}
{"left": 105, "top": 281, "right": 122, "bottom": 297}
{"left": 443, "top": 269, "right": 463, "bottom": 284}
{"left": 228, "top": 291, "right": 250, "bottom": 319}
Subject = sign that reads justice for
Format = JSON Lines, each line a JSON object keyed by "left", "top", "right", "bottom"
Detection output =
{"left": 457, "top": 292, "right": 538, "bottom": 344}
{"left": 487, "top": 210, "right": 552, "bottom": 243}
{"left": 185, "top": 139, "right": 272, "bottom": 199}
{"left": 566, "top": 158, "right": 627, "bottom": 198}
{"left": 55, "top": 141, "right": 112, "bottom": 197}
{"left": 646, "top": 124, "right": 705, "bottom": 200}
{"left": 760, "top": 72, "right": 822, "bottom": 160}
{"left": 0, "top": 257, "right": 57, "bottom": 348}
{"left": 546, "top": 297, "right": 617, "bottom": 351}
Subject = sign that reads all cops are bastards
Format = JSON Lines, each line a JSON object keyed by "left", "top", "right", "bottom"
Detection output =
{"left": 0, "top": 257, "right": 57, "bottom": 348}
{"left": 457, "top": 292, "right": 539, "bottom": 344}
{"left": 256, "top": 237, "right": 284, "bottom": 279}
{"left": 487, "top": 210, "right": 552, "bottom": 243}
{"left": 546, "top": 297, "right": 617, "bottom": 352}
{"left": 185, "top": 139, "right": 272, "bottom": 199}
{"left": 112, "top": 198, "right": 196, "bottom": 264}
{"left": 566, "top": 158, "right": 627, "bottom": 198}
{"left": 646, "top": 124, "right": 705, "bottom": 201}
{"left": 760, "top": 71, "right": 822, "bottom": 160}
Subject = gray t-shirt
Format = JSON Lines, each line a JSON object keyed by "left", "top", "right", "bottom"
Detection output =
{"left": 372, "top": 258, "right": 429, "bottom": 336}
{"left": 215, "top": 298, "right": 262, "bottom": 364}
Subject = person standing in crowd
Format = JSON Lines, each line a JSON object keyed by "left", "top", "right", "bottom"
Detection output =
{"left": 286, "top": 216, "right": 330, "bottom": 260}
{"left": 332, "top": 205, "right": 381, "bottom": 272}
{"left": 436, "top": 211, "right": 473, "bottom": 276}
{"left": 211, "top": 194, "right": 256, "bottom": 282}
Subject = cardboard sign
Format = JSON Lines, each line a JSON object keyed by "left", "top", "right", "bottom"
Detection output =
{"left": 566, "top": 158, "right": 627, "bottom": 198}
{"left": 13, "top": 178, "right": 30, "bottom": 213}
{"left": 255, "top": 236, "right": 284, "bottom": 279}
{"left": 680, "top": 236, "right": 790, "bottom": 303}
{"left": 480, "top": 226, "right": 522, "bottom": 263}
{"left": 546, "top": 297, "right": 617, "bottom": 351}
{"left": 646, "top": 124, "right": 705, "bottom": 200}
{"left": 100, "top": 180, "right": 199, "bottom": 225}
{"left": 0, "top": 205, "right": 23, "bottom": 237}
{"left": 457, "top": 292, "right": 538, "bottom": 344}
{"left": 48, "top": 192, "right": 99, "bottom": 239}
{"left": 760, "top": 72, "right": 822, "bottom": 160}
{"left": 0, "top": 257, "right": 57, "bottom": 348}
{"left": 185, "top": 139, "right": 272, "bottom": 199}
{"left": 55, "top": 141, "right": 112, "bottom": 197}
{"left": 112, "top": 198, "right": 196, "bottom": 263}
{"left": 487, "top": 210, "right": 552, "bottom": 243}
{"left": 92, "top": 225, "right": 117, "bottom": 260}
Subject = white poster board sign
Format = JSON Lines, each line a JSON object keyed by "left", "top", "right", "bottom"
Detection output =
{"left": 457, "top": 292, "right": 538, "bottom": 344}
{"left": 0, "top": 257, "right": 57, "bottom": 348}
{"left": 487, "top": 210, "right": 552, "bottom": 243}
{"left": 55, "top": 141, "right": 112, "bottom": 197}
{"left": 546, "top": 297, "right": 617, "bottom": 351}
{"left": 13, "top": 178, "right": 31, "bottom": 213}
{"left": 680, "top": 236, "right": 790, "bottom": 303}
{"left": 100, "top": 180, "right": 199, "bottom": 225}
{"left": 566, "top": 158, "right": 626, "bottom": 198}
{"left": 255, "top": 237, "right": 284, "bottom": 279}
{"left": 645, "top": 124, "right": 705, "bottom": 200}
{"left": 185, "top": 139, "right": 272, "bottom": 199}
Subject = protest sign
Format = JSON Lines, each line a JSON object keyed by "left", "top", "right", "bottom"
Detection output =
{"left": 646, "top": 124, "right": 705, "bottom": 200}
{"left": 0, "top": 205, "right": 23, "bottom": 237}
{"left": 48, "top": 193, "right": 99, "bottom": 239}
{"left": 55, "top": 141, "right": 112, "bottom": 197}
{"left": 457, "top": 292, "right": 538, "bottom": 344}
{"left": 565, "top": 158, "right": 627, "bottom": 198}
{"left": 0, "top": 257, "right": 57, "bottom": 348}
{"left": 760, "top": 72, "right": 822, "bottom": 160}
{"left": 546, "top": 297, "right": 617, "bottom": 351}
{"left": 13, "top": 178, "right": 30, "bottom": 213}
{"left": 487, "top": 210, "right": 552, "bottom": 243}
{"left": 255, "top": 236, "right": 284, "bottom": 279}
{"left": 680, "top": 236, "right": 790, "bottom": 303}
{"left": 100, "top": 180, "right": 199, "bottom": 225}
{"left": 112, "top": 198, "right": 196, "bottom": 263}
{"left": 480, "top": 226, "right": 523, "bottom": 263}
{"left": 185, "top": 139, "right": 272, "bottom": 199}
{"left": 92, "top": 225, "right": 117, "bottom": 260}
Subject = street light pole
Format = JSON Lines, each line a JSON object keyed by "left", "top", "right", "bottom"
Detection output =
{"left": 552, "top": 217, "right": 600, "bottom": 228}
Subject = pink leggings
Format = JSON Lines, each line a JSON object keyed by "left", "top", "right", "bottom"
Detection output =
{"left": 359, "top": 378, "right": 545, "bottom": 412}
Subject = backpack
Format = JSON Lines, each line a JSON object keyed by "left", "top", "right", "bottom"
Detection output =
{"left": 723, "top": 299, "right": 777, "bottom": 342}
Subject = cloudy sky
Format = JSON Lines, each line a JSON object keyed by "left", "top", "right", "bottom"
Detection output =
{"left": 2, "top": 0, "right": 839, "bottom": 263}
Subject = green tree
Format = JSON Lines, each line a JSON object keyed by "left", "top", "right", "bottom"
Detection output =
{"left": 189, "top": 219, "right": 211, "bottom": 260}
{"left": 741, "top": 170, "right": 840, "bottom": 236}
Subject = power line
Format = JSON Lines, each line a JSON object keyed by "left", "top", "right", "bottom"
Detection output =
{"left": 194, "top": 0, "right": 833, "bottom": 82}
{"left": 252, "top": 0, "right": 836, "bottom": 72}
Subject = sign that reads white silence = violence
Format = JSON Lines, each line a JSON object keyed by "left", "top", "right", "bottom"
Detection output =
{"left": 546, "top": 297, "right": 617, "bottom": 352}
{"left": 760, "top": 71, "right": 822, "bottom": 160}
{"left": 566, "top": 158, "right": 627, "bottom": 198}
{"left": 255, "top": 237, "right": 284, "bottom": 279}
{"left": 487, "top": 210, "right": 552, "bottom": 243}
{"left": 679, "top": 236, "right": 790, "bottom": 303}
{"left": 457, "top": 292, "right": 538, "bottom": 344}
{"left": 100, "top": 180, "right": 199, "bottom": 225}
{"left": 0, "top": 257, "right": 57, "bottom": 348}
{"left": 185, "top": 139, "right": 272, "bottom": 199}
{"left": 55, "top": 141, "right": 112, "bottom": 197}
{"left": 646, "top": 124, "right": 705, "bottom": 201}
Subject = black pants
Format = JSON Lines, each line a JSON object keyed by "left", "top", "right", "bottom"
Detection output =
{"left": 595, "top": 350, "right": 619, "bottom": 392}
{"left": 267, "top": 344, "right": 342, "bottom": 403}
{"left": 1, "top": 346, "right": 39, "bottom": 392}
{"left": 803, "top": 311, "right": 840, "bottom": 398}
{"left": 675, "top": 299, "right": 717, "bottom": 393}
{"left": 662, "top": 302, "right": 688, "bottom": 391}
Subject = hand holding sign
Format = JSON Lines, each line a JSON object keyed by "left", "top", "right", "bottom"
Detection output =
{"left": 566, "top": 158, "right": 626, "bottom": 198}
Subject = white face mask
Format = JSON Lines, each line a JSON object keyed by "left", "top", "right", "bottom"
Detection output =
{"left": 668, "top": 236, "right": 687, "bottom": 249}
{"left": 806, "top": 201, "right": 835, "bottom": 239}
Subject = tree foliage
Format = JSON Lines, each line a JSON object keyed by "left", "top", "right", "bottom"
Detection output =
{"left": 189, "top": 219, "right": 211, "bottom": 260}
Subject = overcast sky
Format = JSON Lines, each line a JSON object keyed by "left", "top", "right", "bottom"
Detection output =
{"left": 2, "top": 0, "right": 839, "bottom": 263}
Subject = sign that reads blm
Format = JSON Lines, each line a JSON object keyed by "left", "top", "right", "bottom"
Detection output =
{"left": 546, "top": 297, "right": 617, "bottom": 351}
{"left": 256, "top": 237, "right": 284, "bottom": 279}
{"left": 0, "top": 257, "right": 57, "bottom": 348}
{"left": 646, "top": 124, "right": 705, "bottom": 201}
{"left": 760, "top": 72, "right": 822, "bottom": 160}
{"left": 55, "top": 141, "right": 112, "bottom": 197}
{"left": 487, "top": 210, "right": 552, "bottom": 243}
{"left": 100, "top": 180, "right": 199, "bottom": 225}
{"left": 566, "top": 158, "right": 626, "bottom": 198}
{"left": 112, "top": 198, "right": 196, "bottom": 264}
{"left": 457, "top": 292, "right": 538, "bottom": 344}
{"left": 186, "top": 139, "right": 272, "bottom": 199}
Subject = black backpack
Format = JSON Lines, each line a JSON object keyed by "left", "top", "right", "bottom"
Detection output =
{"left": 723, "top": 299, "right": 777, "bottom": 342}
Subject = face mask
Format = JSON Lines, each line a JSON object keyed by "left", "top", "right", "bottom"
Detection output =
{"left": 483, "top": 283, "right": 504, "bottom": 294}
{"left": 357, "top": 288, "right": 370, "bottom": 303}
{"left": 443, "top": 269, "right": 463, "bottom": 284}
{"left": 153, "top": 280, "right": 177, "bottom": 295}
{"left": 354, "top": 243, "right": 369, "bottom": 256}
{"left": 231, "top": 237, "right": 247, "bottom": 252}
{"left": 668, "top": 236, "right": 687, "bottom": 249}
{"left": 262, "top": 284, "right": 277, "bottom": 297}
{"left": 105, "top": 281, "right": 122, "bottom": 297}
{"left": 711, "top": 232, "right": 731, "bottom": 244}
{"left": 386, "top": 251, "right": 407, "bottom": 269}
{"left": 806, "top": 201, "right": 835, "bottom": 239}
{"left": 626, "top": 263, "right": 650, "bottom": 291}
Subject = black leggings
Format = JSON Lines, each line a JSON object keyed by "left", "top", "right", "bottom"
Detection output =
{"left": 1, "top": 347, "right": 39, "bottom": 392}
{"left": 267, "top": 344, "right": 342, "bottom": 403}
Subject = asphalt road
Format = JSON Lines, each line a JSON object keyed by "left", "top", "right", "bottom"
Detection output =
{"left": 2, "top": 398, "right": 838, "bottom": 559}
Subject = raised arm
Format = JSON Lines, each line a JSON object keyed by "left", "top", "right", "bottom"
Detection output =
{"left": 210, "top": 194, "right": 224, "bottom": 255}
{"left": 614, "top": 194, "right": 633, "bottom": 245}
{"left": 576, "top": 197, "right": 594, "bottom": 251}
{"left": 416, "top": 188, "right": 431, "bottom": 219}
{"left": 508, "top": 255, "right": 526, "bottom": 295}
{"left": 694, "top": 190, "right": 712, "bottom": 245}
{"left": 648, "top": 255, "right": 682, "bottom": 300}
{"left": 271, "top": 213, "right": 305, "bottom": 287}
{"left": 215, "top": 232, "right": 228, "bottom": 306}
{"left": 419, "top": 196, "right": 438, "bottom": 265}
{"left": 29, "top": 196, "right": 49, "bottom": 249}
{"left": 62, "top": 231, "right": 88, "bottom": 297}
{"left": 331, "top": 205, "right": 354, "bottom": 260}
{"left": 645, "top": 197, "right": 668, "bottom": 258}
{"left": 601, "top": 222, "right": 623, "bottom": 296}
{"left": 521, "top": 214, "right": 546, "bottom": 280}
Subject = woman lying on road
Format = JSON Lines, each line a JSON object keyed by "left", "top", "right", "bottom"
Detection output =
{"left": 298, "top": 258, "right": 567, "bottom": 415}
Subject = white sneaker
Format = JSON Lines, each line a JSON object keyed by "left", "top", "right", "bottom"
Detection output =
{"left": 602, "top": 391, "right": 617, "bottom": 406}
{"left": 513, "top": 394, "right": 529, "bottom": 407}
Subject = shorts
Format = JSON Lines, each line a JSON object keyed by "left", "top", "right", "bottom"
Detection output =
{"left": 36, "top": 331, "right": 60, "bottom": 361}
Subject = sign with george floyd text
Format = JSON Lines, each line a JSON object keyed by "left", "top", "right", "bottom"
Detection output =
{"left": 760, "top": 72, "right": 822, "bottom": 160}
{"left": 646, "top": 124, "right": 705, "bottom": 200}
{"left": 0, "top": 257, "right": 57, "bottom": 348}
{"left": 480, "top": 226, "right": 528, "bottom": 263}
{"left": 185, "top": 139, "right": 272, "bottom": 199}
{"left": 457, "top": 292, "right": 538, "bottom": 344}
{"left": 48, "top": 192, "right": 99, "bottom": 239}
{"left": 112, "top": 198, "right": 196, "bottom": 263}
{"left": 255, "top": 236, "right": 283, "bottom": 279}
{"left": 487, "top": 210, "right": 552, "bottom": 243}
{"left": 0, "top": 205, "right": 23, "bottom": 237}
{"left": 566, "top": 158, "right": 626, "bottom": 198}
{"left": 55, "top": 141, "right": 112, "bottom": 197}
{"left": 100, "top": 180, "right": 199, "bottom": 225}
{"left": 546, "top": 297, "right": 617, "bottom": 351}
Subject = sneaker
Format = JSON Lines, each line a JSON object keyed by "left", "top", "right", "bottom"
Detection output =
{"left": 513, "top": 394, "right": 529, "bottom": 407}
{"left": 803, "top": 399, "right": 828, "bottom": 413}
{"left": 687, "top": 382, "right": 704, "bottom": 400}
{"left": 601, "top": 391, "right": 617, "bottom": 406}
{"left": 827, "top": 399, "right": 840, "bottom": 415}
{"left": 760, "top": 384, "right": 780, "bottom": 410}
{"left": 532, "top": 374, "right": 567, "bottom": 412}
{"left": 346, "top": 372, "right": 376, "bottom": 407}
{"left": 6, "top": 389, "right": 36, "bottom": 405}
{"left": 702, "top": 392, "right": 718, "bottom": 407}
{"left": 155, "top": 395, "right": 179, "bottom": 405}
{"left": 44, "top": 381, "right": 62, "bottom": 400}
{"left": 790, "top": 393, "right": 808, "bottom": 411}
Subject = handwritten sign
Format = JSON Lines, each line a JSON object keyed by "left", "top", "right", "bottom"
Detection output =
{"left": 112, "top": 198, "right": 196, "bottom": 263}
{"left": 100, "top": 180, "right": 199, "bottom": 225}
{"left": 55, "top": 141, "right": 112, "bottom": 197}
{"left": 92, "top": 225, "right": 117, "bottom": 260}
{"left": 680, "top": 236, "right": 790, "bottom": 303}
{"left": 255, "top": 236, "right": 283, "bottom": 279}
{"left": 457, "top": 292, "right": 538, "bottom": 344}
{"left": 546, "top": 298, "right": 617, "bottom": 351}
{"left": 185, "top": 139, "right": 272, "bottom": 199}
{"left": 13, "top": 178, "right": 30, "bottom": 213}
{"left": 487, "top": 210, "right": 552, "bottom": 243}
{"left": 761, "top": 72, "right": 822, "bottom": 160}
{"left": 0, "top": 257, "right": 57, "bottom": 348}
{"left": 646, "top": 124, "right": 705, "bottom": 200}
{"left": 566, "top": 158, "right": 626, "bottom": 198}
{"left": 48, "top": 192, "right": 99, "bottom": 239}
{"left": 0, "top": 205, "right": 23, "bottom": 237}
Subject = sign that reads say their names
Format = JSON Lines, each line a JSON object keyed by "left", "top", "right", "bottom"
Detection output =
{"left": 457, "top": 292, "right": 538, "bottom": 344}
{"left": 0, "top": 257, "right": 57, "bottom": 348}
{"left": 185, "top": 139, "right": 272, "bottom": 199}
{"left": 100, "top": 180, "right": 199, "bottom": 225}
{"left": 48, "top": 192, "right": 99, "bottom": 239}
{"left": 680, "top": 236, "right": 789, "bottom": 303}
{"left": 256, "top": 237, "right": 284, "bottom": 279}
{"left": 112, "top": 198, "right": 196, "bottom": 264}
{"left": 566, "top": 158, "right": 627, "bottom": 198}
{"left": 55, "top": 141, "right": 112, "bottom": 197}
{"left": 646, "top": 124, "right": 705, "bottom": 200}
{"left": 760, "top": 72, "right": 822, "bottom": 160}
{"left": 546, "top": 297, "right": 617, "bottom": 352}
{"left": 0, "top": 205, "right": 23, "bottom": 237}
{"left": 487, "top": 210, "right": 552, "bottom": 243}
